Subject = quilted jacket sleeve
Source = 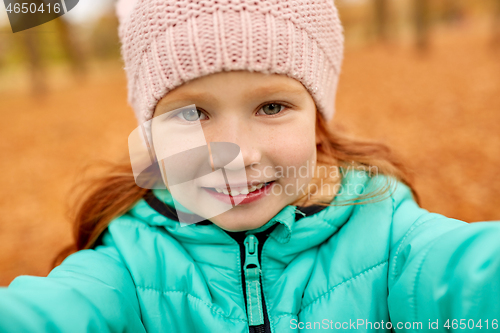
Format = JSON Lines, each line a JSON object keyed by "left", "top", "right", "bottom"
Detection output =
{"left": 387, "top": 181, "right": 500, "bottom": 331}
{"left": 0, "top": 228, "right": 146, "bottom": 333}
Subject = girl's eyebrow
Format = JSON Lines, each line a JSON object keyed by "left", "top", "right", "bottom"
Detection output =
{"left": 158, "top": 85, "right": 305, "bottom": 108}
{"left": 243, "top": 85, "right": 306, "bottom": 98}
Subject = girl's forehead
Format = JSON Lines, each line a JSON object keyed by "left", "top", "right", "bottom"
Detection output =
{"left": 182, "top": 70, "right": 303, "bottom": 89}
{"left": 158, "top": 71, "right": 309, "bottom": 106}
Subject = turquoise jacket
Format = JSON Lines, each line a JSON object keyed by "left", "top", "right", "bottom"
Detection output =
{"left": 1, "top": 169, "right": 500, "bottom": 332}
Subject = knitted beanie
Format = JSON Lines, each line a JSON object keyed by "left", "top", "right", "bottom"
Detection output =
{"left": 116, "top": 0, "right": 344, "bottom": 126}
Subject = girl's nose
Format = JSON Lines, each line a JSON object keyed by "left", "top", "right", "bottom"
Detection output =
{"left": 209, "top": 122, "right": 262, "bottom": 170}
{"left": 231, "top": 143, "right": 262, "bottom": 170}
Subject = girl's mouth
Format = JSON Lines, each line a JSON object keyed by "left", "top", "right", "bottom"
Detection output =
{"left": 201, "top": 181, "right": 275, "bottom": 205}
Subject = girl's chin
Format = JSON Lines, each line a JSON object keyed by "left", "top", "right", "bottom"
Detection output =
{"left": 208, "top": 214, "right": 270, "bottom": 232}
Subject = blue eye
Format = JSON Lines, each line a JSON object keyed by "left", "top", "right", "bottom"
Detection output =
{"left": 176, "top": 108, "right": 206, "bottom": 121}
{"left": 259, "top": 103, "right": 285, "bottom": 116}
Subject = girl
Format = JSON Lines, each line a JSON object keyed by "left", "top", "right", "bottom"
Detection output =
{"left": 1, "top": 0, "right": 500, "bottom": 332}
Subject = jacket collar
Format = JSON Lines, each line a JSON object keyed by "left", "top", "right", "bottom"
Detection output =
{"left": 128, "top": 168, "right": 373, "bottom": 247}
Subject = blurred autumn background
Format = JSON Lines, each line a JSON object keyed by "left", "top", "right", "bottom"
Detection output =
{"left": 1, "top": 0, "right": 500, "bottom": 286}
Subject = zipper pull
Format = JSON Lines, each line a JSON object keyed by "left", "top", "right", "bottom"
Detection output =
{"left": 243, "top": 234, "right": 264, "bottom": 326}
{"left": 295, "top": 208, "right": 307, "bottom": 218}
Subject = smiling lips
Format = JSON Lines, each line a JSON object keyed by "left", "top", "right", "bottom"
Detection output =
{"left": 202, "top": 181, "right": 275, "bottom": 205}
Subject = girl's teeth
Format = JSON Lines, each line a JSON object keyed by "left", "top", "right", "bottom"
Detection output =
{"left": 213, "top": 182, "right": 270, "bottom": 195}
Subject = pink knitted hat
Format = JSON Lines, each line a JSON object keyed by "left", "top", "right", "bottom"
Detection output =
{"left": 116, "top": 0, "right": 344, "bottom": 125}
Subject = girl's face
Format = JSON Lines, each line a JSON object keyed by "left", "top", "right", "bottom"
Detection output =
{"left": 153, "top": 71, "right": 318, "bottom": 232}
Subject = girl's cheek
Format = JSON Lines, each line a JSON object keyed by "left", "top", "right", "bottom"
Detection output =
{"left": 265, "top": 125, "right": 316, "bottom": 174}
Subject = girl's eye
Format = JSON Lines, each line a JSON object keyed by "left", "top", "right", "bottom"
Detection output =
{"left": 176, "top": 108, "right": 207, "bottom": 122}
{"left": 258, "top": 103, "right": 286, "bottom": 116}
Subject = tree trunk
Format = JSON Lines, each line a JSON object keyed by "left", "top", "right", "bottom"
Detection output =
{"left": 444, "top": 0, "right": 461, "bottom": 24}
{"left": 53, "top": 17, "right": 87, "bottom": 81}
{"left": 22, "top": 31, "right": 46, "bottom": 96}
{"left": 415, "top": 0, "right": 430, "bottom": 51}
{"left": 374, "top": 0, "right": 389, "bottom": 41}
{"left": 493, "top": 0, "right": 500, "bottom": 48}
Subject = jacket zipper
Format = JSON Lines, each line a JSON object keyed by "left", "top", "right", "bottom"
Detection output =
{"left": 234, "top": 226, "right": 277, "bottom": 333}
{"left": 243, "top": 234, "right": 265, "bottom": 330}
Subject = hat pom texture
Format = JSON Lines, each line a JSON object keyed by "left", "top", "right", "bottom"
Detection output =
{"left": 116, "top": 0, "right": 344, "bottom": 125}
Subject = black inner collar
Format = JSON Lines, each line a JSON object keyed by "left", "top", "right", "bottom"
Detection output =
{"left": 142, "top": 190, "right": 328, "bottom": 226}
